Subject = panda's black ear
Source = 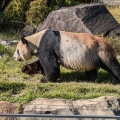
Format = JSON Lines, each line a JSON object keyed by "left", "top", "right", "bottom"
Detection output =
{"left": 21, "top": 36, "right": 28, "bottom": 45}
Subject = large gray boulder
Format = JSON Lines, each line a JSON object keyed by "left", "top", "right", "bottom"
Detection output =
{"left": 20, "top": 96, "right": 120, "bottom": 120}
{"left": 0, "top": 96, "right": 119, "bottom": 120}
{"left": 37, "top": 4, "right": 120, "bottom": 38}
{"left": 73, "top": 96, "right": 119, "bottom": 116}
{"left": 21, "top": 98, "right": 78, "bottom": 120}
{"left": 23, "top": 98, "right": 75, "bottom": 114}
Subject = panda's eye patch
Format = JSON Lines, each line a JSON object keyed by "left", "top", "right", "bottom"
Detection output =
{"left": 17, "top": 50, "right": 20, "bottom": 55}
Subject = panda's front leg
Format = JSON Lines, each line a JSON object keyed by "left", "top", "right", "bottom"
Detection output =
{"left": 43, "top": 66, "right": 60, "bottom": 82}
{"left": 39, "top": 56, "right": 60, "bottom": 83}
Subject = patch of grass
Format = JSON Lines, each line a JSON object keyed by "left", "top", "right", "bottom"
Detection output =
{"left": 0, "top": 44, "right": 14, "bottom": 56}
{"left": 0, "top": 52, "right": 120, "bottom": 103}
{"left": 0, "top": 25, "right": 21, "bottom": 40}
{"left": 107, "top": 37, "right": 120, "bottom": 54}
{"left": 0, "top": 80, "right": 26, "bottom": 102}
{"left": 0, "top": 81, "right": 26, "bottom": 93}
{"left": 107, "top": 6, "right": 120, "bottom": 23}
{"left": 2, "top": 81, "right": 120, "bottom": 103}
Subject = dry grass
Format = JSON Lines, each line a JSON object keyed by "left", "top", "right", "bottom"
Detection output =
{"left": 107, "top": 6, "right": 120, "bottom": 23}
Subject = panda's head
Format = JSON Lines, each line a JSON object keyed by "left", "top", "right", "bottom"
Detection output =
{"left": 13, "top": 37, "right": 32, "bottom": 61}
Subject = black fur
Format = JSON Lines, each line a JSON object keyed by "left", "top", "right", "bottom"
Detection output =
{"left": 100, "top": 57, "right": 120, "bottom": 84}
{"left": 22, "top": 60, "right": 44, "bottom": 75}
{"left": 38, "top": 30, "right": 61, "bottom": 82}
{"left": 21, "top": 37, "right": 28, "bottom": 45}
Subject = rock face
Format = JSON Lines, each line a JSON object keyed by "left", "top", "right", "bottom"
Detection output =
{"left": 0, "top": 39, "right": 18, "bottom": 46}
{"left": 20, "top": 96, "right": 120, "bottom": 120}
{"left": 73, "top": 96, "right": 119, "bottom": 116}
{"left": 37, "top": 4, "right": 120, "bottom": 38}
{"left": 0, "top": 101, "right": 20, "bottom": 120}
{"left": 0, "top": 96, "right": 120, "bottom": 120}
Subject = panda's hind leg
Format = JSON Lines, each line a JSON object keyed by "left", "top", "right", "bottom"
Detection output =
{"left": 85, "top": 69, "right": 98, "bottom": 80}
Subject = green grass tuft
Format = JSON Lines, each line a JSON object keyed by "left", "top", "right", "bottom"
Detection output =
{"left": 0, "top": 44, "right": 14, "bottom": 56}
{"left": 0, "top": 81, "right": 26, "bottom": 93}
{"left": 107, "top": 6, "right": 120, "bottom": 24}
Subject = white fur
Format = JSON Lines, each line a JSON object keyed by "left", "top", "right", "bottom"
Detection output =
{"left": 59, "top": 31, "right": 99, "bottom": 71}
{"left": 13, "top": 30, "right": 47, "bottom": 61}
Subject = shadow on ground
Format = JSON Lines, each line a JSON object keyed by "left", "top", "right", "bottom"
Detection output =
{"left": 58, "top": 70, "right": 114, "bottom": 84}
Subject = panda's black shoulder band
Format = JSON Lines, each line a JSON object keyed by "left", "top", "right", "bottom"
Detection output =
{"left": 21, "top": 37, "right": 28, "bottom": 45}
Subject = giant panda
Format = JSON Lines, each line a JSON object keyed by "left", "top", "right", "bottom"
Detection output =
{"left": 13, "top": 29, "right": 120, "bottom": 83}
